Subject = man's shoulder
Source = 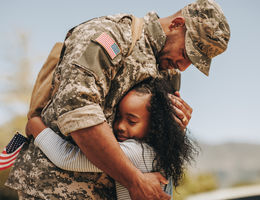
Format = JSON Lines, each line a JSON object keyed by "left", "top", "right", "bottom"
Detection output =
{"left": 64, "top": 13, "right": 133, "bottom": 63}
{"left": 74, "top": 13, "right": 133, "bottom": 33}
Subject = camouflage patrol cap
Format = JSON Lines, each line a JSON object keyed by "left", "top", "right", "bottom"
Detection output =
{"left": 182, "top": 0, "right": 230, "bottom": 76}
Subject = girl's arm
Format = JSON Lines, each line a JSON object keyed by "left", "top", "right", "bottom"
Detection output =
{"left": 34, "top": 128, "right": 102, "bottom": 172}
{"left": 28, "top": 117, "right": 145, "bottom": 172}
{"left": 29, "top": 117, "right": 163, "bottom": 200}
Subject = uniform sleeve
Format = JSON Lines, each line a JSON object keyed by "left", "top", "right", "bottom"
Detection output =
{"left": 53, "top": 38, "right": 122, "bottom": 135}
{"left": 159, "top": 69, "right": 181, "bottom": 92}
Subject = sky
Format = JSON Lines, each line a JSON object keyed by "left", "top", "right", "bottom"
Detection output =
{"left": 0, "top": 0, "right": 260, "bottom": 144}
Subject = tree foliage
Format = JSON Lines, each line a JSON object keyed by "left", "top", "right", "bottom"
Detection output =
{"left": 172, "top": 171, "right": 218, "bottom": 200}
{"left": 0, "top": 32, "right": 32, "bottom": 200}
{"left": 0, "top": 32, "right": 33, "bottom": 105}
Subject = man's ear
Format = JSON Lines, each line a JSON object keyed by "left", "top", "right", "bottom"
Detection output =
{"left": 169, "top": 17, "right": 185, "bottom": 30}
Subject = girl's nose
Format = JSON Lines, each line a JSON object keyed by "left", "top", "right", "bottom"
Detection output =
{"left": 116, "top": 122, "right": 126, "bottom": 133}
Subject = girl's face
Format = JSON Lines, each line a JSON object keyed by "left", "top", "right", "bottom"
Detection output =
{"left": 113, "top": 90, "right": 151, "bottom": 142}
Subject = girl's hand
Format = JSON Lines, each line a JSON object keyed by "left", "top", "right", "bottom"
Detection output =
{"left": 26, "top": 116, "right": 47, "bottom": 138}
{"left": 168, "top": 91, "right": 193, "bottom": 130}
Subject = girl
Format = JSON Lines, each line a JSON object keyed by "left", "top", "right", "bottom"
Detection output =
{"left": 27, "top": 78, "right": 197, "bottom": 199}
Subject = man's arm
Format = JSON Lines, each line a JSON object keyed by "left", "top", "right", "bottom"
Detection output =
{"left": 28, "top": 118, "right": 143, "bottom": 173}
{"left": 71, "top": 122, "right": 171, "bottom": 200}
{"left": 39, "top": 36, "right": 170, "bottom": 199}
{"left": 26, "top": 117, "right": 170, "bottom": 200}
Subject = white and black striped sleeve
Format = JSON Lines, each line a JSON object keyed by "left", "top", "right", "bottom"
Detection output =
{"left": 34, "top": 128, "right": 154, "bottom": 172}
{"left": 34, "top": 128, "right": 102, "bottom": 172}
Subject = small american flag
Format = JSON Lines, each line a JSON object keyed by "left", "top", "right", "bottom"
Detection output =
{"left": 95, "top": 32, "right": 121, "bottom": 59}
{"left": 0, "top": 132, "right": 27, "bottom": 170}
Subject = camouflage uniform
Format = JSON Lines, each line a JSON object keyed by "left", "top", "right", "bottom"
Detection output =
{"left": 6, "top": 12, "right": 180, "bottom": 199}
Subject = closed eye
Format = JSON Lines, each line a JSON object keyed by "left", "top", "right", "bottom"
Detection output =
{"left": 126, "top": 113, "right": 139, "bottom": 125}
{"left": 128, "top": 119, "right": 137, "bottom": 125}
{"left": 182, "top": 49, "right": 189, "bottom": 60}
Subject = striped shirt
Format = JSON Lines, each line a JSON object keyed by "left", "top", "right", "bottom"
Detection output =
{"left": 34, "top": 128, "right": 173, "bottom": 199}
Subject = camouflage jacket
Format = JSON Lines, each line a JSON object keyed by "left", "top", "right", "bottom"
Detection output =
{"left": 6, "top": 12, "right": 180, "bottom": 199}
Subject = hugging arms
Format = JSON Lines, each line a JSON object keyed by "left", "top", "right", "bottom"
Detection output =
{"left": 26, "top": 79, "right": 196, "bottom": 200}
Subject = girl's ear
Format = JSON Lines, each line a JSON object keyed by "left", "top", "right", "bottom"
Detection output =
{"left": 169, "top": 17, "right": 185, "bottom": 31}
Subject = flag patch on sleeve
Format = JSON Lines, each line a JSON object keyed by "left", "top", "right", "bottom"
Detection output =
{"left": 95, "top": 32, "right": 121, "bottom": 59}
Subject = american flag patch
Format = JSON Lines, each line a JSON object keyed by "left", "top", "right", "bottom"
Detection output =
{"left": 95, "top": 32, "right": 121, "bottom": 59}
{"left": 0, "top": 132, "right": 27, "bottom": 170}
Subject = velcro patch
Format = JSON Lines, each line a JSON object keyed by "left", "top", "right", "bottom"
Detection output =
{"left": 95, "top": 32, "right": 121, "bottom": 59}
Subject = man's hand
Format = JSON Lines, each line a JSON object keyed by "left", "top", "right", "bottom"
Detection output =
{"left": 168, "top": 91, "right": 192, "bottom": 129}
{"left": 128, "top": 172, "right": 171, "bottom": 200}
{"left": 71, "top": 123, "right": 170, "bottom": 200}
{"left": 26, "top": 116, "right": 47, "bottom": 138}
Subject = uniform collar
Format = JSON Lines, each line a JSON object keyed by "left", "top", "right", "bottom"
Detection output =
{"left": 144, "top": 12, "right": 166, "bottom": 57}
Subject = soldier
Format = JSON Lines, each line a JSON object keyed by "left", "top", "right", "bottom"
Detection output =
{"left": 6, "top": 0, "right": 230, "bottom": 199}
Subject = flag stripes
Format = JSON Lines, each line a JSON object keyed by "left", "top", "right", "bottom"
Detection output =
{"left": 95, "top": 32, "right": 120, "bottom": 59}
{"left": 0, "top": 132, "right": 27, "bottom": 170}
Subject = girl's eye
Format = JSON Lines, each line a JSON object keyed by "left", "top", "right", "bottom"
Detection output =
{"left": 128, "top": 120, "right": 137, "bottom": 125}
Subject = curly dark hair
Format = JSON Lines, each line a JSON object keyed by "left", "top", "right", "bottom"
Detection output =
{"left": 131, "top": 78, "right": 198, "bottom": 188}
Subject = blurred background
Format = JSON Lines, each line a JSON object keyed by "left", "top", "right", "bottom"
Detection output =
{"left": 1, "top": 0, "right": 260, "bottom": 199}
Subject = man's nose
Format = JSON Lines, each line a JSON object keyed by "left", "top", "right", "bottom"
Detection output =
{"left": 178, "top": 60, "right": 192, "bottom": 71}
